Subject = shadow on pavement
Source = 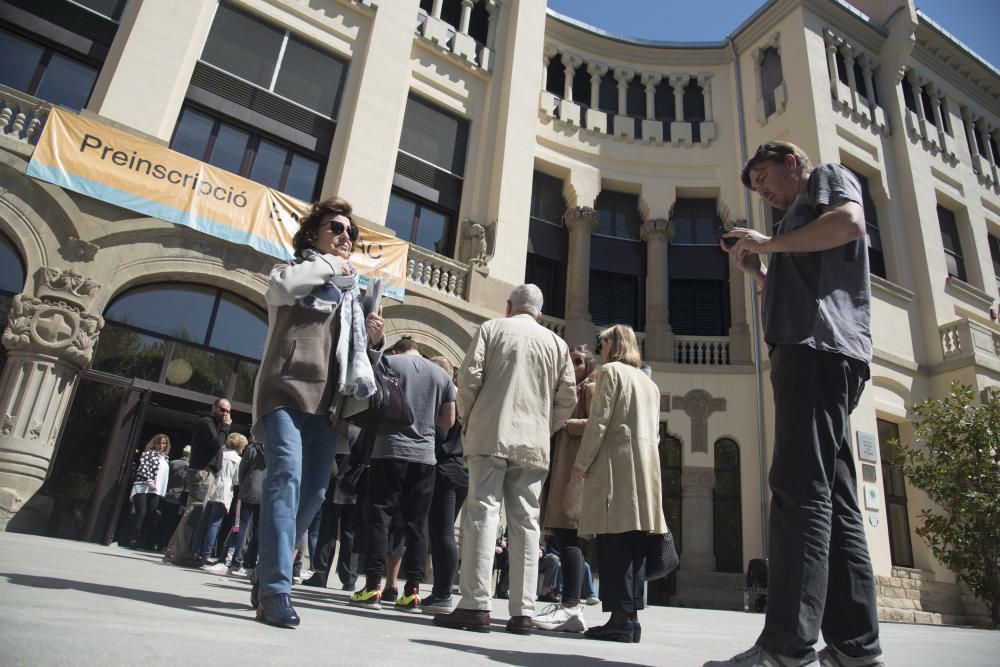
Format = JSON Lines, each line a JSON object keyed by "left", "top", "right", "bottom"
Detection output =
{"left": 0, "top": 572, "right": 254, "bottom": 622}
{"left": 412, "top": 639, "right": 651, "bottom": 667}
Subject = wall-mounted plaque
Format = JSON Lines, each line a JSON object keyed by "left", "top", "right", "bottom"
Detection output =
{"left": 857, "top": 431, "right": 879, "bottom": 463}
{"left": 863, "top": 483, "right": 881, "bottom": 511}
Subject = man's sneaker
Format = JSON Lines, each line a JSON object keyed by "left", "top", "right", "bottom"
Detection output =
{"left": 818, "top": 646, "right": 885, "bottom": 667}
{"left": 585, "top": 596, "right": 600, "bottom": 606}
{"left": 704, "top": 646, "right": 819, "bottom": 667}
{"left": 229, "top": 566, "right": 248, "bottom": 577}
{"left": 395, "top": 588, "right": 421, "bottom": 613}
{"left": 532, "top": 604, "right": 587, "bottom": 633}
{"left": 421, "top": 594, "right": 454, "bottom": 613}
{"left": 382, "top": 586, "right": 398, "bottom": 603}
{"left": 204, "top": 562, "right": 229, "bottom": 575}
{"left": 349, "top": 585, "right": 381, "bottom": 610}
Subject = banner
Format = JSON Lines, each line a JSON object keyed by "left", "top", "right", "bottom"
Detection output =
{"left": 26, "top": 107, "right": 407, "bottom": 300}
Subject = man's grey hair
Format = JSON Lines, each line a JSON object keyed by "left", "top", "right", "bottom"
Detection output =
{"left": 509, "top": 284, "right": 544, "bottom": 317}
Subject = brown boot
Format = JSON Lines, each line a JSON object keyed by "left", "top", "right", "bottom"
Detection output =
{"left": 432, "top": 608, "right": 491, "bottom": 633}
{"left": 506, "top": 615, "right": 532, "bottom": 635}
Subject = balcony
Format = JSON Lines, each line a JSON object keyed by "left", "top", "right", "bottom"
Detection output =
{"left": 406, "top": 245, "right": 470, "bottom": 300}
{"left": 939, "top": 318, "right": 1000, "bottom": 366}
{"left": 0, "top": 86, "right": 49, "bottom": 150}
{"left": 674, "top": 336, "right": 730, "bottom": 365}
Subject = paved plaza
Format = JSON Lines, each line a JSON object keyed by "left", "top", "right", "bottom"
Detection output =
{"left": 0, "top": 532, "right": 996, "bottom": 666}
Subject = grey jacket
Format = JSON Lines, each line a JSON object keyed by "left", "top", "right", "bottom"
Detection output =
{"left": 238, "top": 442, "right": 265, "bottom": 504}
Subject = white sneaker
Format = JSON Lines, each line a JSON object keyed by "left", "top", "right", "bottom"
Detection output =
{"left": 703, "top": 646, "right": 819, "bottom": 667}
{"left": 531, "top": 604, "right": 587, "bottom": 633}
{"left": 818, "top": 646, "right": 885, "bottom": 667}
{"left": 585, "top": 596, "right": 600, "bottom": 606}
{"left": 204, "top": 562, "right": 229, "bottom": 575}
{"left": 228, "top": 566, "right": 248, "bottom": 577}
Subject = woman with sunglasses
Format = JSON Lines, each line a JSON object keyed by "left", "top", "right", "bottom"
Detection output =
{"left": 534, "top": 344, "right": 597, "bottom": 633}
{"left": 571, "top": 324, "right": 667, "bottom": 643}
{"left": 251, "top": 196, "right": 384, "bottom": 627}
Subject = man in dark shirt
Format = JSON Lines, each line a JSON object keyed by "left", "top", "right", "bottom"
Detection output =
{"left": 706, "top": 142, "right": 882, "bottom": 667}
{"left": 163, "top": 398, "right": 232, "bottom": 567}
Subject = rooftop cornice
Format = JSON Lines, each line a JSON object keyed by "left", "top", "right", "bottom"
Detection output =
{"left": 913, "top": 11, "right": 1000, "bottom": 109}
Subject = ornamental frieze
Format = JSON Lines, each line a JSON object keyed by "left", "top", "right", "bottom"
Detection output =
{"left": 2, "top": 294, "right": 105, "bottom": 368}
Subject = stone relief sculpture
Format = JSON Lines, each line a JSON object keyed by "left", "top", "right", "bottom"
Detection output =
{"left": 41, "top": 267, "right": 100, "bottom": 299}
{"left": 465, "top": 219, "right": 496, "bottom": 269}
{"left": 61, "top": 237, "right": 99, "bottom": 262}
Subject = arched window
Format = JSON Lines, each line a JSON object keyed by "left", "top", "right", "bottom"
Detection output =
{"left": 713, "top": 438, "right": 742, "bottom": 573}
{"left": 91, "top": 284, "right": 266, "bottom": 402}
{"left": 760, "top": 47, "right": 783, "bottom": 118}
{"left": 0, "top": 232, "right": 27, "bottom": 375}
{"left": 661, "top": 429, "right": 683, "bottom": 552}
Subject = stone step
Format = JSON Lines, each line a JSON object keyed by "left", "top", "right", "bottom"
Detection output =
{"left": 878, "top": 607, "right": 943, "bottom": 624}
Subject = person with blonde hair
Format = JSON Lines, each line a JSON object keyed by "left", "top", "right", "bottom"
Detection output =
{"left": 192, "top": 432, "right": 247, "bottom": 565}
{"left": 124, "top": 433, "right": 171, "bottom": 548}
{"left": 571, "top": 324, "right": 667, "bottom": 643}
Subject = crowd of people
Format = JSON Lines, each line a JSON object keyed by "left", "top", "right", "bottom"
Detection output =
{"left": 124, "top": 139, "right": 885, "bottom": 667}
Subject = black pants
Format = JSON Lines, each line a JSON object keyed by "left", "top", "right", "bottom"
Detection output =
{"left": 156, "top": 500, "right": 182, "bottom": 551}
{"left": 428, "top": 469, "right": 467, "bottom": 597}
{"left": 311, "top": 502, "right": 359, "bottom": 587}
{"left": 127, "top": 492, "right": 159, "bottom": 546}
{"left": 758, "top": 345, "right": 880, "bottom": 660}
{"left": 596, "top": 531, "right": 646, "bottom": 614}
{"left": 243, "top": 505, "right": 261, "bottom": 569}
{"left": 361, "top": 458, "right": 435, "bottom": 592}
{"left": 553, "top": 528, "right": 584, "bottom": 604}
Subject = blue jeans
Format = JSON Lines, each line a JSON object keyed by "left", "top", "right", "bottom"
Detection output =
{"left": 191, "top": 501, "right": 226, "bottom": 559}
{"left": 258, "top": 408, "right": 339, "bottom": 599}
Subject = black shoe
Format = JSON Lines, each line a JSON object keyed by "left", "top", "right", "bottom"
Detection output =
{"left": 537, "top": 592, "right": 561, "bottom": 603}
{"left": 584, "top": 620, "right": 636, "bottom": 643}
{"left": 250, "top": 570, "right": 259, "bottom": 609}
{"left": 256, "top": 593, "right": 300, "bottom": 628}
{"left": 302, "top": 571, "right": 328, "bottom": 588}
{"left": 633, "top": 621, "right": 641, "bottom": 643}
{"left": 382, "top": 586, "right": 399, "bottom": 603}
{"left": 506, "top": 615, "right": 532, "bottom": 635}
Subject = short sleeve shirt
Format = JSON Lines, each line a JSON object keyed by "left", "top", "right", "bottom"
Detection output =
{"left": 762, "top": 163, "right": 872, "bottom": 365}
{"left": 372, "top": 355, "right": 457, "bottom": 465}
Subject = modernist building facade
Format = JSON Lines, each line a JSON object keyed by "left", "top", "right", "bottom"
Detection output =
{"left": 0, "top": 0, "right": 997, "bottom": 623}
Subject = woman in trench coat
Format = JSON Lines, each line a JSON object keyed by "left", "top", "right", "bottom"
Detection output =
{"left": 571, "top": 324, "right": 667, "bottom": 643}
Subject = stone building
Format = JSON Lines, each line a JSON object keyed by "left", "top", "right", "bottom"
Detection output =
{"left": 0, "top": 0, "right": 996, "bottom": 623}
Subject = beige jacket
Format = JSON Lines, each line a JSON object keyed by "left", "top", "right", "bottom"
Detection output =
{"left": 457, "top": 314, "right": 577, "bottom": 470}
{"left": 574, "top": 361, "right": 667, "bottom": 538}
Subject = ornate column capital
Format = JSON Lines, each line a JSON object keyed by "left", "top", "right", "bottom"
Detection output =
{"left": 640, "top": 217, "right": 674, "bottom": 242}
{"left": 587, "top": 61, "right": 609, "bottom": 77}
{"left": 641, "top": 71, "right": 662, "bottom": 89}
{"left": 561, "top": 52, "right": 583, "bottom": 70}
{"left": 2, "top": 267, "right": 105, "bottom": 369}
{"left": 668, "top": 74, "right": 690, "bottom": 91}
{"left": 564, "top": 206, "right": 598, "bottom": 232}
{"left": 544, "top": 44, "right": 559, "bottom": 60}
{"left": 613, "top": 67, "right": 635, "bottom": 85}
{"left": 696, "top": 72, "right": 713, "bottom": 88}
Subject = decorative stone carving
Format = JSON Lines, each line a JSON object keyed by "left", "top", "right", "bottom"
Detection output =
{"left": 3, "top": 268, "right": 106, "bottom": 370}
{"left": 640, "top": 218, "right": 674, "bottom": 243}
{"left": 563, "top": 206, "right": 598, "bottom": 231}
{"left": 1, "top": 414, "right": 12, "bottom": 436}
{"left": 464, "top": 219, "right": 496, "bottom": 269}
{"left": 672, "top": 389, "right": 726, "bottom": 453}
{"left": 61, "top": 237, "right": 99, "bottom": 262}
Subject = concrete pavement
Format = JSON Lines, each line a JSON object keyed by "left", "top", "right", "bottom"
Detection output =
{"left": 0, "top": 532, "right": 996, "bottom": 666}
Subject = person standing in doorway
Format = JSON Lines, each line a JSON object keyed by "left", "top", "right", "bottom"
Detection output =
{"left": 705, "top": 142, "right": 882, "bottom": 667}
{"left": 155, "top": 444, "right": 189, "bottom": 551}
{"left": 124, "top": 433, "right": 170, "bottom": 549}
{"left": 164, "top": 398, "right": 231, "bottom": 567}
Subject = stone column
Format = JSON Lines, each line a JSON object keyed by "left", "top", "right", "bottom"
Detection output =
{"left": 906, "top": 71, "right": 932, "bottom": 145}
{"left": 485, "top": 0, "right": 499, "bottom": 50}
{"left": 640, "top": 72, "right": 663, "bottom": 143}
{"left": 681, "top": 466, "right": 716, "bottom": 572}
{"left": 0, "top": 268, "right": 105, "bottom": 531}
{"left": 842, "top": 43, "right": 860, "bottom": 115}
{"left": 641, "top": 218, "right": 673, "bottom": 361}
{"left": 859, "top": 54, "right": 880, "bottom": 128}
{"left": 588, "top": 62, "right": 605, "bottom": 108}
{"left": 558, "top": 53, "right": 583, "bottom": 125}
{"left": 697, "top": 73, "right": 716, "bottom": 143}
{"left": 563, "top": 206, "right": 599, "bottom": 347}
{"left": 612, "top": 68, "right": 635, "bottom": 139}
{"left": 431, "top": 0, "right": 443, "bottom": 18}
{"left": 824, "top": 37, "right": 840, "bottom": 97}
{"left": 669, "top": 75, "right": 692, "bottom": 145}
{"left": 459, "top": 0, "right": 473, "bottom": 34}
{"left": 929, "top": 85, "right": 953, "bottom": 158}
{"left": 962, "top": 108, "right": 980, "bottom": 164}
{"left": 978, "top": 119, "right": 996, "bottom": 169}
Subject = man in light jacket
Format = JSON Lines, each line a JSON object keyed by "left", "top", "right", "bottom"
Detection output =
{"left": 433, "top": 284, "right": 577, "bottom": 636}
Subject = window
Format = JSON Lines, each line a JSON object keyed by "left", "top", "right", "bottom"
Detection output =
{"left": 589, "top": 270, "right": 641, "bottom": 329}
{"left": 669, "top": 280, "right": 728, "bottom": 337}
{"left": 989, "top": 234, "right": 1000, "bottom": 297}
{"left": 654, "top": 79, "right": 675, "bottom": 141}
{"left": 760, "top": 48, "right": 783, "bottom": 118}
{"left": 660, "top": 429, "right": 683, "bottom": 554}
{"left": 670, "top": 199, "right": 717, "bottom": 246}
{"left": 530, "top": 171, "right": 565, "bottom": 226}
{"left": 668, "top": 198, "right": 729, "bottom": 336}
{"left": 0, "top": 28, "right": 98, "bottom": 111}
{"left": 525, "top": 254, "right": 564, "bottom": 319}
{"left": 683, "top": 80, "right": 705, "bottom": 143}
{"left": 393, "top": 95, "right": 469, "bottom": 255}
{"left": 595, "top": 191, "right": 642, "bottom": 240}
{"left": 170, "top": 107, "right": 322, "bottom": 201}
{"left": 598, "top": 71, "right": 618, "bottom": 114}
{"left": 714, "top": 439, "right": 742, "bottom": 573}
{"left": 545, "top": 53, "right": 565, "bottom": 97}
{"left": 626, "top": 75, "right": 644, "bottom": 138}
{"left": 937, "top": 205, "right": 966, "bottom": 282}
{"left": 92, "top": 284, "right": 266, "bottom": 401}
{"left": 877, "top": 419, "right": 913, "bottom": 568}
{"left": 385, "top": 191, "right": 452, "bottom": 256}
{"left": 421, "top": 0, "right": 488, "bottom": 43}
{"left": 844, "top": 168, "right": 886, "bottom": 279}
{"left": 901, "top": 76, "right": 917, "bottom": 114}
{"left": 201, "top": 2, "right": 348, "bottom": 118}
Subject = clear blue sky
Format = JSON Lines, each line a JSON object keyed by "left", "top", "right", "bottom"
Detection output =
{"left": 546, "top": 0, "right": 1000, "bottom": 71}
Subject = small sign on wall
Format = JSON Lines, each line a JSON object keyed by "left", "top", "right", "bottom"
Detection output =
{"left": 857, "top": 431, "right": 879, "bottom": 463}
{"left": 863, "top": 483, "right": 881, "bottom": 511}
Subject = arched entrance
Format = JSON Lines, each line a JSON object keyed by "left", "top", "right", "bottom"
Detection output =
{"left": 42, "top": 283, "right": 266, "bottom": 545}
{"left": 0, "top": 232, "right": 27, "bottom": 377}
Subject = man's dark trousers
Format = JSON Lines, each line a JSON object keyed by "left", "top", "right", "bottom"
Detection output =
{"left": 361, "top": 458, "right": 435, "bottom": 593}
{"left": 758, "top": 344, "right": 881, "bottom": 660}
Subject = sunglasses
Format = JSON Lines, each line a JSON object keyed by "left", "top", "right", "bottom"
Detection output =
{"left": 329, "top": 220, "right": 359, "bottom": 242}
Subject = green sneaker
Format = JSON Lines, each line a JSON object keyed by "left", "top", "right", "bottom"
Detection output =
{"left": 395, "top": 588, "right": 421, "bottom": 613}
{"left": 349, "top": 585, "right": 381, "bottom": 610}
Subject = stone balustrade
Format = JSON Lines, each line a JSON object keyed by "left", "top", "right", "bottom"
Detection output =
{"left": 416, "top": 0, "right": 498, "bottom": 72}
{"left": 539, "top": 315, "right": 566, "bottom": 338}
{"left": 674, "top": 336, "right": 730, "bottom": 365}
{"left": 406, "top": 245, "right": 470, "bottom": 299}
{"left": 0, "top": 86, "right": 49, "bottom": 146}
{"left": 939, "top": 318, "right": 1000, "bottom": 361}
